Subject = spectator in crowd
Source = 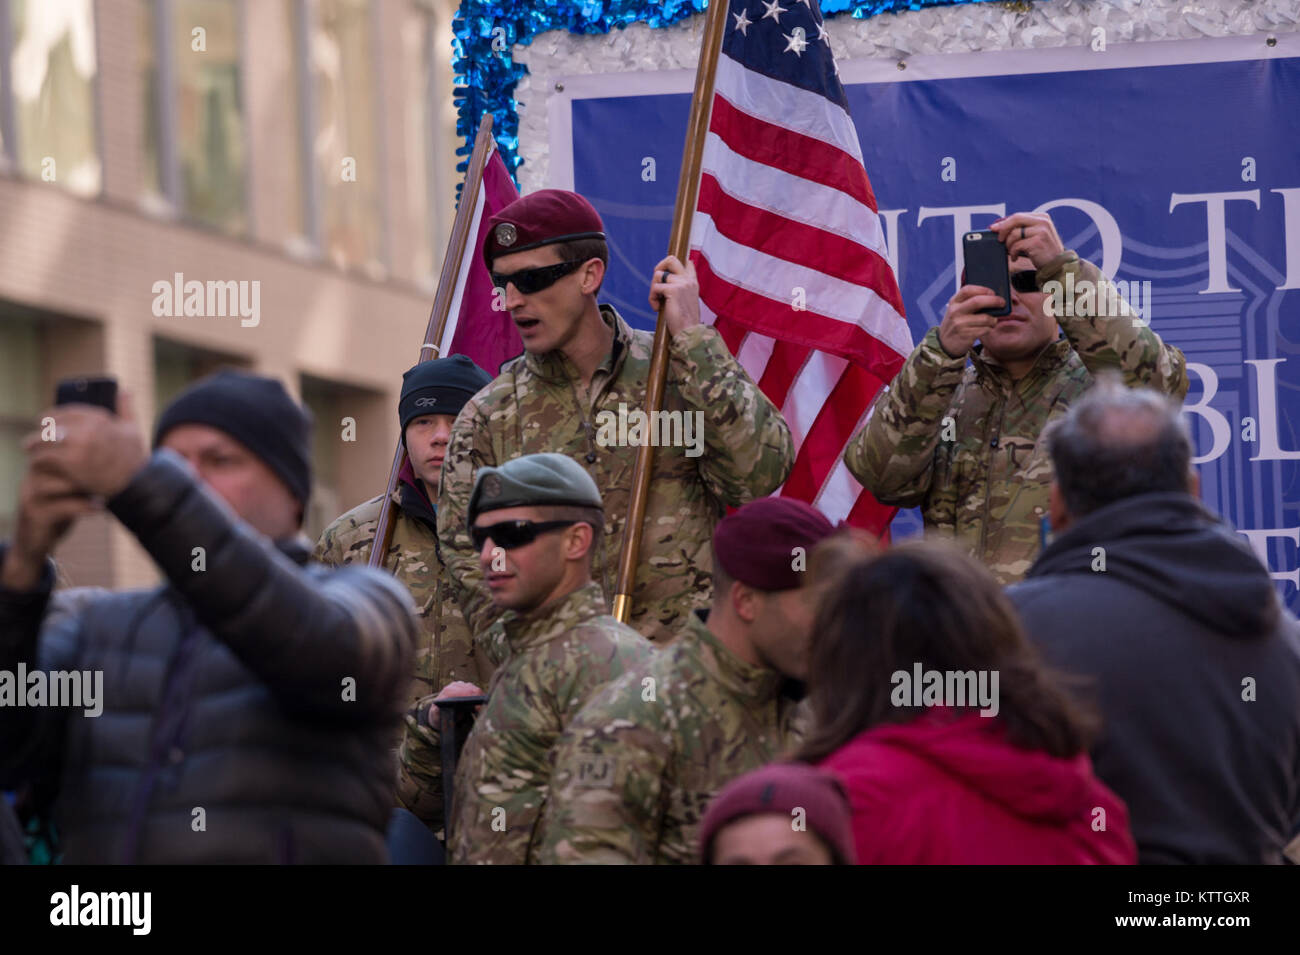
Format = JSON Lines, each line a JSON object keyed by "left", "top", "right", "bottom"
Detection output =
{"left": 1008, "top": 378, "right": 1300, "bottom": 864}
{"left": 698, "top": 762, "right": 856, "bottom": 865}
{"left": 539, "top": 498, "right": 843, "bottom": 864}
{"left": 0, "top": 372, "right": 417, "bottom": 863}
{"left": 798, "top": 539, "right": 1136, "bottom": 864}
{"left": 844, "top": 210, "right": 1188, "bottom": 584}
{"left": 447, "top": 452, "right": 652, "bottom": 864}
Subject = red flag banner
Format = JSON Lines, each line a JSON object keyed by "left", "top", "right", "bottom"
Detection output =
{"left": 444, "top": 147, "right": 523, "bottom": 375}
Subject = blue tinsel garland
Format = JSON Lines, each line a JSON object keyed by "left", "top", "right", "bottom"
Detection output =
{"left": 452, "top": 0, "right": 1003, "bottom": 195}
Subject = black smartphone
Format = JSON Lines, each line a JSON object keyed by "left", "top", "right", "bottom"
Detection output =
{"left": 55, "top": 376, "right": 118, "bottom": 413}
{"left": 962, "top": 230, "right": 1011, "bottom": 317}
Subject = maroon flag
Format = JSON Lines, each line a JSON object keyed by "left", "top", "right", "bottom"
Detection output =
{"left": 444, "top": 147, "right": 522, "bottom": 375}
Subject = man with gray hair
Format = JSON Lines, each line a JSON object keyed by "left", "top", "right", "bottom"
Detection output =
{"left": 1008, "top": 376, "right": 1300, "bottom": 864}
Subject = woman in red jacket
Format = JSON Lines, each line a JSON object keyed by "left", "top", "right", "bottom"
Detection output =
{"left": 797, "top": 540, "right": 1136, "bottom": 865}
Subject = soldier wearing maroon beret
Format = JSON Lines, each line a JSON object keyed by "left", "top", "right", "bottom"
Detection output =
{"left": 437, "top": 188, "right": 795, "bottom": 650}
{"left": 538, "top": 497, "right": 854, "bottom": 864}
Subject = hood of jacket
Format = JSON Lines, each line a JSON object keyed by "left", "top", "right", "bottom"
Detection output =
{"left": 1027, "top": 491, "right": 1280, "bottom": 636}
{"left": 866, "top": 711, "right": 1103, "bottom": 825}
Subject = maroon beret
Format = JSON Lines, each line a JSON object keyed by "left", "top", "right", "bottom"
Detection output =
{"left": 482, "top": 188, "right": 606, "bottom": 268}
{"left": 699, "top": 763, "right": 857, "bottom": 865}
{"left": 712, "top": 497, "right": 835, "bottom": 592}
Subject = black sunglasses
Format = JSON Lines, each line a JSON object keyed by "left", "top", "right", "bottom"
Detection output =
{"left": 959, "top": 268, "right": 1040, "bottom": 294}
{"left": 1010, "top": 270, "right": 1040, "bottom": 293}
{"left": 471, "top": 519, "right": 578, "bottom": 551}
{"left": 491, "top": 259, "right": 587, "bottom": 296}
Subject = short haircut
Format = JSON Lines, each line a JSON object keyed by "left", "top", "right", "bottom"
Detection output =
{"left": 541, "top": 504, "right": 605, "bottom": 561}
{"left": 1047, "top": 374, "right": 1192, "bottom": 518}
{"left": 553, "top": 237, "right": 608, "bottom": 295}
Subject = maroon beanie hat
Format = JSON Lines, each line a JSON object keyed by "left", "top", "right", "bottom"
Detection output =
{"left": 482, "top": 189, "right": 605, "bottom": 268}
{"left": 699, "top": 763, "right": 857, "bottom": 865}
{"left": 712, "top": 497, "right": 836, "bottom": 592}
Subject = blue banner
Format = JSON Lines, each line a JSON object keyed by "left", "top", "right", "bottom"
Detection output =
{"left": 567, "top": 45, "right": 1300, "bottom": 610}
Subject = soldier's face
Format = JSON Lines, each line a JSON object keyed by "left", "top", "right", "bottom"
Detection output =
{"left": 405, "top": 414, "right": 457, "bottom": 487}
{"left": 160, "top": 424, "right": 301, "bottom": 540}
{"left": 474, "top": 504, "right": 572, "bottom": 613}
{"left": 491, "top": 246, "right": 597, "bottom": 355}
{"left": 979, "top": 252, "right": 1057, "bottom": 364}
{"left": 749, "top": 584, "right": 819, "bottom": 681}
{"left": 710, "top": 814, "right": 835, "bottom": 865}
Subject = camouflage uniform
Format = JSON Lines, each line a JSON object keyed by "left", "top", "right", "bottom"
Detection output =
{"left": 539, "top": 611, "right": 805, "bottom": 865}
{"left": 437, "top": 304, "right": 794, "bottom": 647}
{"left": 845, "top": 252, "right": 1189, "bottom": 583}
{"left": 448, "top": 580, "right": 653, "bottom": 864}
{"left": 315, "top": 486, "right": 493, "bottom": 832}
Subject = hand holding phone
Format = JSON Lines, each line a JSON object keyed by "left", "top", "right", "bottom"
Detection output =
{"left": 54, "top": 376, "right": 118, "bottom": 414}
{"left": 961, "top": 231, "right": 1011, "bottom": 317}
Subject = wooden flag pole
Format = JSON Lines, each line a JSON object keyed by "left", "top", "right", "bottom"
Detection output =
{"left": 368, "top": 113, "right": 498, "bottom": 569}
{"left": 611, "top": 0, "right": 730, "bottom": 621}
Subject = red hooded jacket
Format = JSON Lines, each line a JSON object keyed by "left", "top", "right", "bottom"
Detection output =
{"left": 819, "top": 710, "right": 1136, "bottom": 864}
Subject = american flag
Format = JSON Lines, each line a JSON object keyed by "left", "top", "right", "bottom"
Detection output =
{"left": 690, "top": 0, "right": 912, "bottom": 532}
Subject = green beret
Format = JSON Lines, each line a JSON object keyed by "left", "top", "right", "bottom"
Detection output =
{"left": 468, "top": 452, "right": 603, "bottom": 525}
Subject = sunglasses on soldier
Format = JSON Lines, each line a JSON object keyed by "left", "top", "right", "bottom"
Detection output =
{"left": 471, "top": 519, "right": 578, "bottom": 551}
{"left": 959, "top": 268, "right": 1040, "bottom": 294}
{"left": 491, "top": 259, "right": 587, "bottom": 296}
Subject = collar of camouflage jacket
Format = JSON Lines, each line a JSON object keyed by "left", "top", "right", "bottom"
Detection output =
{"left": 683, "top": 611, "right": 787, "bottom": 704}
{"left": 521, "top": 303, "right": 632, "bottom": 384}
{"left": 499, "top": 579, "right": 610, "bottom": 652}
{"left": 971, "top": 335, "right": 1074, "bottom": 389}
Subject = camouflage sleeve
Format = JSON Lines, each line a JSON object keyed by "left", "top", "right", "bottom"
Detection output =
{"left": 668, "top": 325, "right": 795, "bottom": 505}
{"left": 312, "top": 519, "right": 345, "bottom": 567}
{"left": 436, "top": 398, "right": 503, "bottom": 639}
{"left": 843, "top": 328, "right": 967, "bottom": 508}
{"left": 396, "top": 694, "right": 445, "bottom": 834}
{"left": 538, "top": 674, "right": 670, "bottom": 864}
{"left": 1045, "top": 253, "right": 1189, "bottom": 400}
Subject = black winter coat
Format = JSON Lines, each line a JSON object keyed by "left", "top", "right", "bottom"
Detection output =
{"left": 0, "top": 452, "right": 417, "bottom": 863}
{"left": 1008, "top": 492, "right": 1300, "bottom": 864}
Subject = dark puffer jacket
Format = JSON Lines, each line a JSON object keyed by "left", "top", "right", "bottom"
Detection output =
{"left": 0, "top": 451, "right": 417, "bottom": 864}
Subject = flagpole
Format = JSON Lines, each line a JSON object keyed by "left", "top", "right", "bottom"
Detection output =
{"left": 611, "top": 0, "right": 730, "bottom": 621}
{"left": 368, "top": 113, "right": 498, "bottom": 570}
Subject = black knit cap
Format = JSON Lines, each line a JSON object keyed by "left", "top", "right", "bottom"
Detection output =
{"left": 154, "top": 370, "right": 313, "bottom": 506}
{"left": 399, "top": 355, "right": 492, "bottom": 434}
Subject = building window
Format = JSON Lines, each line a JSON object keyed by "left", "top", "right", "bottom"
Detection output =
{"left": 312, "top": 0, "right": 384, "bottom": 275}
{"left": 153, "top": 337, "right": 247, "bottom": 419}
{"left": 0, "top": 311, "right": 42, "bottom": 540}
{"left": 404, "top": 3, "right": 435, "bottom": 286}
{"left": 4, "top": 0, "right": 101, "bottom": 195}
{"left": 139, "top": 0, "right": 248, "bottom": 234}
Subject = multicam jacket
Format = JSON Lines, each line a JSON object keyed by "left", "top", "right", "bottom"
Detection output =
{"left": 845, "top": 252, "right": 1189, "bottom": 584}
{"left": 539, "top": 611, "right": 805, "bottom": 865}
{"left": 315, "top": 481, "right": 493, "bottom": 832}
{"left": 437, "top": 304, "right": 794, "bottom": 647}
{"left": 447, "top": 581, "right": 653, "bottom": 865}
